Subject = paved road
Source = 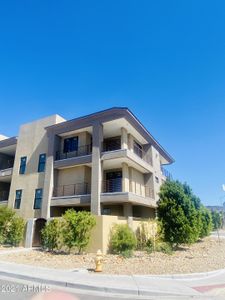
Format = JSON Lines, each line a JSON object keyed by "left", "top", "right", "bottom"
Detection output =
{"left": 0, "top": 278, "right": 151, "bottom": 300}
{"left": 0, "top": 277, "right": 224, "bottom": 300}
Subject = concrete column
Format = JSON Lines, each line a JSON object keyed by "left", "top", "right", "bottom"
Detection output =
{"left": 122, "top": 163, "right": 129, "bottom": 192}
{"left": 124, "top": 203, "right": 133, "bottom": 228}
{"left": 128, "top": 134, "right": 134, "bottom": 151}
{"left": 41, "top": 133, "right": 55, "bottom": 219}
{"left": 121, "top": 127, "right": 128, "bottom": 149}
{"left": 91, "top": 122, "right": 103, "bottom": 215}
{"left": 24, "top": 218, "right": 35, "bottom": 248}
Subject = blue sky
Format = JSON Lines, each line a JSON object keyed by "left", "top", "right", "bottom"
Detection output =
{"left": 0, "top": 1, "right": 225, "bottom": 205}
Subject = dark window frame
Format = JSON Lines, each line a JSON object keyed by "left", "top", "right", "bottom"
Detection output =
{"left": 14, "top": 189, "right": 22, "bottom": 209}
{"left": 38, "top": 153, "right": 46, "bottom": 172}
{"left": 33, "top": 188, "right": 43, "bottom": 209}
{"left": 19, "top": 156, "right": 27, "bottom": 174}
{"left": 63, "top": 136, "right": 79, "bottom": 153}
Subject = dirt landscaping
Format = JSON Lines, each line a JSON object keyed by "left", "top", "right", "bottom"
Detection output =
{"left": 0, "top": 237, "right": 224, "bottom": 275}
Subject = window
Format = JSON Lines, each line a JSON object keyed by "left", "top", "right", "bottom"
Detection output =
{"left": 19, "top": 156, "right": 27, "bottom": 174}
{"left": 38, "top": 154, "right": 46, "bottom": 172}
{"left": 63, "top": 137, "right": 78, "bottom": 153}
{"left": 102, "top": 208, "right": 111, "bottom": 215}
{"left": 14, "top": 190, "right": 22, "bottom": 209}
{"left": 155, "top": 176, "right": 159, "bottom": 183}
{"left": 33, "top": 189, "right": 43, "bottom": 209}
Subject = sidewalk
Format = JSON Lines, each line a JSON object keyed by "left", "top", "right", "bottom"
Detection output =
{"left": 0, "top": 261, "right": 224, "bottom": 298}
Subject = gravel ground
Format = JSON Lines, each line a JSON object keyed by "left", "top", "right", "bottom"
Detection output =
{"left": 0, "top": 237, "right": 224, "bottom": 275}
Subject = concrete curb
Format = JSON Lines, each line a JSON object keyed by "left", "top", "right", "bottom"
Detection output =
{"left": 0, "top": 269, "right": 199, "bottom": 297}
{"left": 135, "top": 268, "right": 225, "bottom": 281}
{"left": 0, "top": 263, "right": 201, "bottom": 297}
{"left": 0, "top": 260, "right": 224, "bottom": 297}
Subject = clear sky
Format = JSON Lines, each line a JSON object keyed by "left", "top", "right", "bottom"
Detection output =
{"left": 0, "top": 1, "right": 225, "bottom": 206}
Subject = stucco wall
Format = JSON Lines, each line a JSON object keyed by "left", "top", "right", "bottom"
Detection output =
{"left": 8, "top": 115, "right": 65, "bottom": 220}
{"left": 87, "top": 215, "right": 157, "bottom": 254}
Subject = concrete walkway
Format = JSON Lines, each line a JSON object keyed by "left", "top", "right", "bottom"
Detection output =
{"left": 0, "top": 261, "right": 224, "bottom": 298}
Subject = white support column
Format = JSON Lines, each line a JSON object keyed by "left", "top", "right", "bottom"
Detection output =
{"left": 122, "top": 163, "right": 129, "bottom": 192}
{"left": 91, "top": 122, "right": 103, "bottom": 215}
{"left": 24, "top": 219, "right": 35, "bottom": 248}
{"left": 121, "top": 127, "right": 128, "bottom": 149}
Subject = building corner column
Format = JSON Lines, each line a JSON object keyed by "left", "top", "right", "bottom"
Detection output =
{"left": 91, "top": 122, "right": 103, "bottom": 216}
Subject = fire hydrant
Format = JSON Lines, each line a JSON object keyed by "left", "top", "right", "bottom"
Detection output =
{"left": 95, "top": 249, "right": 103, "bottom": 272}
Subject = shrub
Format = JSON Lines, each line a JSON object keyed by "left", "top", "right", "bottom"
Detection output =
{"left": 158, "top": 181, "right": 201, "bottom": 247}
{"left": 62, "top": 210, "right": 96, "bottom": 254}
{"left": 155, "top": 242, "right": 173, "bottom": 255}
{"left": 110, "top": 224, "right": 137, "bottom": 257}
{"left": 136, "top": 222, "right": 149, "bottom": 250}
{"left": 0, "top": 207, "right": 24, "bottom": 246}
{"left": 41, "top": 218, "right": 63, "bottom": 252}
{"left": 211, "top": 210, "right": 222, "bottom": 230}
{"left": 146, "top": 238, "right": 154, "bottom": 253}
{"left": 199, "top": 207, "right": 212, "bottom": 238}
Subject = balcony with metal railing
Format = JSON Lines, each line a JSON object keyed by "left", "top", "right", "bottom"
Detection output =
{"left": 55, "top": 144, "right": 92, "bottom": 161}
{"left": 102, "top": 138, "right": 153, "bottom": 167}
{"left": 102, "top": 177, "right": 154, "bottom": 199}
{"left": 102, "top": 178, "right": 122, "bottom": 193}
{"left": 133, "top": 143, "right": 153, "bottom": 165}
{"left": 161, "top": 166, "right": 172, "bottom": 180}
{"left": 0, "top": 190, "right": 9, "bottom": 202}
{"left": 53, "top": 182, "right": 90, "bottom": 197}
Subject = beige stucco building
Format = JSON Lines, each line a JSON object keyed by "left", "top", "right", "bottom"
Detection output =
{"left": 0, "top": 107, "right": 173, "bottom": 250}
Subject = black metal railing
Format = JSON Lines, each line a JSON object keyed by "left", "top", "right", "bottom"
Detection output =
{"left": 0, "top": 191, "right": 9, "bottom": 201}
{"left": 0, "top": 159, "right": 14, "bottom": 171}
{"left": 102, "top": 178, "right": 122, "bottom": 193}
{"left": 53, "top": 182, "right": 90, "bottom": 197}
{"left": 133, "top": 143, "right": 153, "bottom": 165}
{"left": 129, "top": 181, "right": 155, "bottom": 199}
{"left": 161, "top": 166, "right": 172, "bottom": 180}
{"left": 103, "top": 138, "right": 121, "bottom": 152}
{"left": 55, "top": 144, "right": 92, "bottom": 160}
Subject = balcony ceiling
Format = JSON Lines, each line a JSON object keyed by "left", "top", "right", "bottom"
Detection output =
{"left": 0, "top": 144, "right": 17, "bottom": 156}
{"left": 103, "top": 118, "right": 148, "bottom": 144}
{"left": 58, "top": 126, "right": 92, "bottom": 137}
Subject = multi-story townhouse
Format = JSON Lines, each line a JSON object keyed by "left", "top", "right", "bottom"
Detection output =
{"left": 0, "top": 107, "right": 173, "bottom": 250}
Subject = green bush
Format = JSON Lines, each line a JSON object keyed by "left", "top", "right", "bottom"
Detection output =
{"left": 41, "top": 218, "right": 63, "bottom": 252}
{"left": 199, "top": 207, "right": 212, "bottom": 238}
{"left": 62, "top": 210, "right": 96, "bottom": 254}
{"left": 110, "top": 224, "right": 137, "bottom": 257}
{"left": 211, "top": 210, "right": 222, "bottom": 230}
{"left": 155, "top": 242, "right": 173, "bottom": 255}
{"left": 0, "top": 207, "right": 24, "bottom": 246}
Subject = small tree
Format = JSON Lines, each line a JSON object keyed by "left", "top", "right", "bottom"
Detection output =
{"left": 158, "top": 180, "right": 200, "bottom": 247}
{"left": 199, "top": 206, "right": 212, "bottom": 238}
{"left": 110, "top": 224, "right": 137, "bottom": 257}
{"left": 41, "top": 218, "right": 63, "bottom": 252}
{"left": 211, "top": 210, "right": 222, "bottom": 230}
{"left": 62, "top": 210, "right": 96, "bottom": 254}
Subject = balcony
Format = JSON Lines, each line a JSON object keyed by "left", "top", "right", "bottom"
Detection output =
{"left": 161, "top": 166, "right": 172, "bottom": 180}
{"left": 0, "top": 191, "right": 9, "bottom": 202}
{"left": 102, "top": 178, "right": 154, "bottom": 199}
{"left": 102, "top": 138, "right": 153, "bottom": 167}
{"left": 102, "top": 178, "right": 122, "bottom": 193}
{"left": 0, "top": 168, "right": 13, "bottom": 179}
{"left": 55, "top": 144, "right": 92, "bottom": 161}
{"left": 133, "top": 143, "right": 152, "bottom": 165}
{"left": 53, "top": 182, "right": 90, "bottom": 197}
